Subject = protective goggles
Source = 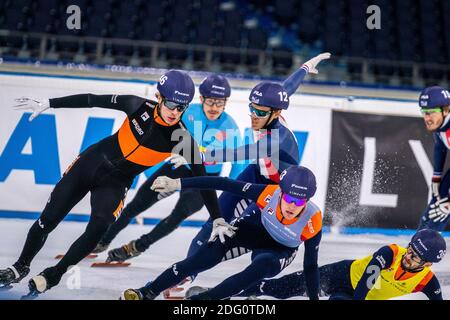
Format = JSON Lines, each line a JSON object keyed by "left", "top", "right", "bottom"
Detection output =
{"left": 249, "top": 103, "right": 272, "bottom": 118}
{"left": 204, "top": 98, "right": 227, "bottom": 107}
{"left": 420, "top": 107, "right": 442, "bottom": 115}
{"left": 163, "top": 97, "right": 189, "bottom": 112}
{"left": 282, "top": 193, "right": 307, "bottom": 207}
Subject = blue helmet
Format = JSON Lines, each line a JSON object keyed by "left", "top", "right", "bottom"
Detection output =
{"left": 199, "top": 74, "right": 231, "bottom": 98}
{"left": 249, "top": 81, "right": 289, "bottom": 110}
{"left": 279, "top": 165, "right": 317, "bottom": 199}
{"left": 410, "top": 229, "right": 446, "bottom": 263}
{"left": 156, "top": 70, "right": 195, "bottom": 105}
{"left": 419, "top": 86, "right": 450, "bottom": 109}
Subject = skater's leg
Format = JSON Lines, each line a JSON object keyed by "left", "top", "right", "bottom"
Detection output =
{"left": 135, "top": 188, "right": 205, "bottom": 251}
{"left": 187, "top": 219, "right": 213, "bottom": 257}
{"left": 185, "top": 166, "right": 262, "bottom": 258}
{"left": 239, "top": 260, "right": 355, "bottom": 299}
{"left": 142, "top": 238, "right": 238, "bottom": 296}
{"left": 187, "top": 193, "right": 249, "bottom": 257}
{"left": 1, "top": 154, "right": 91, "bottom": 288}
{"left": 100, "top": 163, "right": 193, "bottom": 246}
{"left": 190, "top": 248, "right": 295, "bottom": 300}
{"left": 31, "top": 180, "right": 130, "bottom": 291}
{"left": 17, "top": 157, "right": 89, "bottom": 266}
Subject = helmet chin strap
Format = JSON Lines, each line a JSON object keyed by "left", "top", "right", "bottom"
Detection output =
{"left": 401, "top": 254, "right": 425, "bottom": 273}
{"left": 262, "top": 109, "right": 275, "bottom": 129}
{"left": 439, "top": 108, "right": 449, "bottom": 129}
{"left": 155, "top": 103, "right": 167, "bottom": 124}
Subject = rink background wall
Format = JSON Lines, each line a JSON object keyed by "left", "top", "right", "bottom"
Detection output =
{"left": 1, "top": 72, "right": 445, "bottom": 231}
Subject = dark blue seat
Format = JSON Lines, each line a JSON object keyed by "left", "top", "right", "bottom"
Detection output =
{"left": 273, "top": 0, "right": 296, "bottom": 25}
{"left": 271, "top": 47, "right": 293, "bottom": 73}
{"left": 297, "top": 1, "right": 321, "bottom": 43}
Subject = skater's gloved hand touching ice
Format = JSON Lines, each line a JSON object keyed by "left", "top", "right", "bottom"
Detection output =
{"left": 428, "top": 197, "right": 450, "bottom": 222}
{"left": 13, "top": 97, "right": 50, "bottom": 121}
{"left": 165, "top": 154, "right": 188, "bottom": 170}
{"left": 208, "top": 218, "right": 238, "bottom": 244}
{"left": 302, "top": 52, "right": 331, "bottom": 74}
{"left": 151, "top": 176, "right": 181, "bottom": 193}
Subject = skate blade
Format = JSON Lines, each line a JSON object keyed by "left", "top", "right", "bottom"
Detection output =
{"left": 163, "top": 277, "right": 195, "bottom": 300}
{"left": 20, "top": 291, "right": 40, "bottom": 300}
{"left": 163, "top": 288, "right": 185, "bottom": 300}
{"left": 55, "top": 254, "right": 98, "bottom": 260}
{"left": 91, "top": 261, "right": 131, "bottom": 268}
{"left": 163, "top": 283, "right": 193, "bottom": 300}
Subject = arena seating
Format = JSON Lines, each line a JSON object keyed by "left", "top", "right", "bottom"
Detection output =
{"left": 0, "top": 0, "right": 449, "bottom": 84}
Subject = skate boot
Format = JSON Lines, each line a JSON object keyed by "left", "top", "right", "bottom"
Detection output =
{"left": 91, "top": 241, "right": 110, "bottom": 254}
{"left": 22, "top": 266, "right": 63, "bottom": 299}
{"left": 185, "top": 286, "right": 210, "bottom": 300}
{"left": 0, "top": 261, "right": 30, "bottom": 289}
{"left": 120, "top": 283, "right": 157, "bottom": 300}
{"left": 107, "top": 240, "right": 141, "bottom": 263}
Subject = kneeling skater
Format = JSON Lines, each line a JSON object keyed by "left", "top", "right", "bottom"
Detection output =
{"left": 120, "top": 165, "right": 323, "bottom": 300}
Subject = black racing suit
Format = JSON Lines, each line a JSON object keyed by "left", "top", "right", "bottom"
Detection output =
{"left": 15, "top": 94, "right": 221, "bottom": 286}
{"left": 99, "top": 162, "right": 219, "bottom": 252}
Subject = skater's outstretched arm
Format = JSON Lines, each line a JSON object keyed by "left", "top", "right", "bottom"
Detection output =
{"left": 13, "top": 94, "right": 146, "bottom": 121}
{"left": 152, "top": 175, "right": 269, "bottom": 203}
{"left": 282, "top": 66, "right": 308, "bottom": 97}
{"left": 282, "top": 52, "right": 331, "bottom": 96}
{"left": 50, "top": 94, "right": 146, "bottom": 115}
{"left": 205, "top": 134, "right": 276, "bottom": 163}
{"left": 181, "top": 176, "right": 268, "bottom": 202}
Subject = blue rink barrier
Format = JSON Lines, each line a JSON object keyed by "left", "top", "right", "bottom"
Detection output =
{"left": 1, "top": 210, "right": 449, "bottom": 238}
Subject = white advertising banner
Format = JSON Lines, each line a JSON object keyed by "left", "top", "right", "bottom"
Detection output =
{"left": 1, "top": 72, "right": 415, "bottom": 224}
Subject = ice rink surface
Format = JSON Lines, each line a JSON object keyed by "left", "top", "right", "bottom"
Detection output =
{"left": 0, "top": 219, "right": 449, "bottom": 300}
